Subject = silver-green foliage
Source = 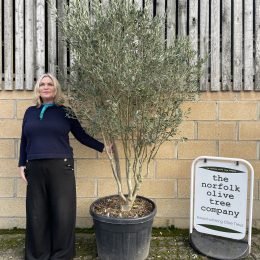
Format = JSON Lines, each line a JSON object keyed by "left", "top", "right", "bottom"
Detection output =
{"left": 59, "top": 0, "right": 202, "bottom": 210}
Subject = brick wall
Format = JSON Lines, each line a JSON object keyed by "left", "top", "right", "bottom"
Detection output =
{"left": 0, "top": 91, "right": 259, "bottom": 229}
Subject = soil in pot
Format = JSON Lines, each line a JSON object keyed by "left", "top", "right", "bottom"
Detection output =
{"left": 91, "top": 195, "right": 154, "bottom": 218}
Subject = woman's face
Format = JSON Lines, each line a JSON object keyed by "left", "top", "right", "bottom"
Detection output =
{"left": 39, "top": 76, "right": 56, "bottom": 103}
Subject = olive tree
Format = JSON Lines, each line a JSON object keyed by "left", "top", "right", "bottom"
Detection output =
{"left": 58, "top": 0, "right": 202, "bottom": 211}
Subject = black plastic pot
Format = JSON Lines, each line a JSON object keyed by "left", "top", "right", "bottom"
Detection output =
{"left": 89, "top": 195, "right": 157, "bottom": 260}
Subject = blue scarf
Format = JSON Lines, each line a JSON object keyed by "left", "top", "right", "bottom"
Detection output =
{"left": 39, "top": 103, "right": 55, "bottom": 120}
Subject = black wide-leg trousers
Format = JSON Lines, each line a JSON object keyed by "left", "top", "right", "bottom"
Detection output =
{"left": 25, "top": 158, "right": 76, "bottom": 260}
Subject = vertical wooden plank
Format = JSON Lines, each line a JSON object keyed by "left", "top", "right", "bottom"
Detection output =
{"left": 25, "top": 0, "right": 35, "bottom": 90}
{"left": 68, "top": 0, "right": 81, "bottom": 91}
{"left": 210, "top": 0, "right": 220, "bottom": 91}
{"left": 88, "top": 0, "right": 97, "bottom": 25}
{"left": 244, "top": 0, "right": 254, "bottom": 90}
{"left": 167, "top": 0, "right": 176, "bottom": 47}
{"left": 126, "top": 0, "right": 132, "bottom": 8}
{"left": 36, "top": 0, "right": 45, "bottom": 79}
{"left": 102, "top": 0, "right": 110, "bottom": 10}
{"left": 156, "top": 0, "right": 166, "bottom": 41}
{"left": 178, "top": 0, "right": 187, "bottom": 36}
{"left": 15, "top": 0, "right": 25, "bottom": 90}
{"left": 4, "top": 0, "right": 13, "bottom": 90}
{"left": 156, "top": 0, "right": 165, "bottom": 17}
{"left": 256, "top": 0, "right": 260, "bottom": 90}
{"left": 57, "top": 1, "right": 67, "bottom": 88}
{"left": 126, "top": 0, "right": 132, "bottom": 6}
{"left": 189, "top": 0, "right": 198, "bottom": 59}
{"left": 48, "top": 0, "right": 57, "bottom": 76}
{"left": 222, "top": 0, "right": 232, "bottom": 90}
{"left": 233, "top": 0, "right": 243, "bottom": 91}
{"left": 135, "top": 0, "right": 143, "bottom": 10}
{"left": 144, "top": 0, "right": 153, "bottom": 18}
{"left": 0, "top": 0, "right": 2, "bottom": 89}
{"left": 199, "top": 0, "right": 209, "bottom": 91}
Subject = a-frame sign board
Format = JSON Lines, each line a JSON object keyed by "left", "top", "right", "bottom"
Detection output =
{"left": 190, "top": 156, "right": 254, "bottom": 260}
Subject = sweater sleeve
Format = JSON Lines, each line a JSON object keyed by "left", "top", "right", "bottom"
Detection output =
{"left": 70, "top": 117, "right": 104, "bottom": 153}
{"left": 18, "top": 110, "right": 28, "bottom": 167}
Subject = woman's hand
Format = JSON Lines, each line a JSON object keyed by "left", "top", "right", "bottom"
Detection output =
{"left": 104, "top": 143, "right": 114, "bottom": 155}
{"left": 20, "top": 166, "right": 27, "bottom": 184}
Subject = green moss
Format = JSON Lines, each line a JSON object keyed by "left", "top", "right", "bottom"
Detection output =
{"left": 75, "top": 227, "right": 95, "bottom": 234}
{"left": 0, "top": 236, "right": 24, "bottom": 250}
{"left": 152, "top": 226, "right": 260, "bottom": 237}
{"left": 0, "top": 228, "right": 25, "bottom": 235}
{"left": 1, "top": 226, "right": 258, "bottom": 236}
{"left": 152, "top": 226, "right": 189, "bottom": 237}
{"left": 76, "top": 226, "right": 190, "bottom": 237}
{"left": 0, "top": 227, "right": 260, "bottom": 259}
{"left": 75, "top": 235, "right": 97, "bottom": 257}
{"left": 252, "top": 228, "right": 260, "bottom": 234}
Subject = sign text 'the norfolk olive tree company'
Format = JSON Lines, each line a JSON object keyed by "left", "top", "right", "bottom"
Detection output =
{"left": 194, "top": 161, "right": 248, "bottom": 240}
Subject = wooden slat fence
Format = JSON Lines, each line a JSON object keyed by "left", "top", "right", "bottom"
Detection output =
{"left": 222, "top": 0, "right": 232, "bottom": 91}
{"left": 199, "top": 0, "right": 210, "bottom": 91}
{"left": 0, "top": 0, "right": 259, "bottom": 91}
{"left": 256, "top": 0, "right": 260, "bottom": 89}
{"left": 25, "top": 0, "right": 35, "bottom": 90}
{"left": 0, "top": 0, "right": 2, "bottom": 89}
{"left": 4, "top": 0, "right": 13, "bottom": 90}
{"left": 15, "top": 0, "right": 24, "bottom": 90}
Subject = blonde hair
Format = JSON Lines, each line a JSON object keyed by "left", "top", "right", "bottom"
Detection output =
{"left": 34, "top": 73, "right": 65, "bottom": 106}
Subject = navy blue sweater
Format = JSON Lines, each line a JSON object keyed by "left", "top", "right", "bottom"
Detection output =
{"left": 18, "top": 105, "right": 104, "bottom": 167}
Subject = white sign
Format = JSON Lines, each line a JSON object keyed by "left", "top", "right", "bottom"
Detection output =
{"left": 194, "top": 160, "right": 248, "bottom": 240}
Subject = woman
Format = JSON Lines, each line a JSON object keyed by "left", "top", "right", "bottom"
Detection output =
{"left": 19, "top": 73, "right": 104, "bottom": 260}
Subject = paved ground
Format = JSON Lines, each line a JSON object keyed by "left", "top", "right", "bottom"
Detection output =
{"left": 0, "top": 231, "right": 259, "bottom": 259}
